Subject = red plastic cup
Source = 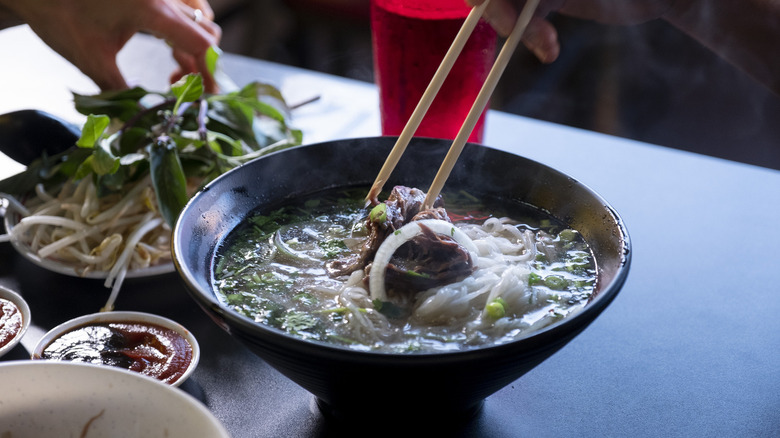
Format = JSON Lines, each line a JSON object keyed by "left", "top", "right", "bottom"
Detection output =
{"left": 371, "top": 0, "right": 497, "bottom": 143}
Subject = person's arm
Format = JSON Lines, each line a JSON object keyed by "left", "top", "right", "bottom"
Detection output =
{"left": 469, "top": 0, "right": 780, "bottom": 94}
{"left": 0, "top": 0, "right": 221, "bottom": 92}
{"left": 0, "top": 4, "right": 22, "bottom": 28}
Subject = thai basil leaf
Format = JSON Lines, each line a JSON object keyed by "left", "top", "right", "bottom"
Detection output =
{"left": 97, "top": 167, "right": 129, "bottom": 194}
{"left": 206, "top": 46, "right": 221, "bottom": 76}
{"left": 55, "top": 148, "right": 91, "bottom": 178}
{"left": 150, "top": 137, "right": 188, "bottom": 227}
{"left": 73, "top": 87, "right": 149, "bottom": 120}
{"left": 91, "top": 141, "right": 120, "bottom": 175}
{"left": 171, "top": 74, "right": 204, "bottom": 114}
{"left": 118, "top": 126, "right": 150, "bottom": 155}
{"left": 76, "top": 114, "right": 109, "bottom": 148}
{"left": 74, "top": 155, "right": 95, "bottom": 180}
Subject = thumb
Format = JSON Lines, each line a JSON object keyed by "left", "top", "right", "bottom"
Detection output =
{"left": 89, "top": 60, "right": 129, "bottom": 91}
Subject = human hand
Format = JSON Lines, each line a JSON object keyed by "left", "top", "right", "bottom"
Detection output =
{"left": 7, "top": 0, "right": 221, "bottom": 92}
{"left": 466, "top": 0, "right": 674, "bottom": 63}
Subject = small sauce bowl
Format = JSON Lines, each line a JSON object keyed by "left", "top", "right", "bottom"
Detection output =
{"left": 31, "top": 311, "right": 199, "bottom": 386}
{"left": 0, "top": 285, "right": 31, "bottom": 358}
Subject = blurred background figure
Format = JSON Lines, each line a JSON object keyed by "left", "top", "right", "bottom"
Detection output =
{"left": 214, "top": 0, "right": 780, "bottom": 170}
{"left": 1, "top": 0, "right": 778, "bottom": 170}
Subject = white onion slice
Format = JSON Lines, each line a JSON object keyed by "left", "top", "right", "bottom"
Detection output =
{"left": 369, "top": 219, "right": 478, "bottom": 302}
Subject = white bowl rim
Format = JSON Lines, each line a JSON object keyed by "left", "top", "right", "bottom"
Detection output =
{"left": 0, "top": 360, "right": 230, "bottom": 437}
{"left": 0, "top": 284, "right": 31, "bottom": 358}
{"left": 31, "top": 310, "right": 200, "bottom": 386}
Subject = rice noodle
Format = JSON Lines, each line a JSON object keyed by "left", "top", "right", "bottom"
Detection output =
{"left": 411, "top": 218, "right": 536, "bottom": 327}
{"left": 326, "top": 217, "right": 544, "bottom": 346}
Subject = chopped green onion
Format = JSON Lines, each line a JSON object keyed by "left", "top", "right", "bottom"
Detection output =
{"left": 369, "top": 203, "right": 387, "bottom": 223}
{"left": 485, "top": 299, "right": 506, "bottom": 320}
{"left": 559, "top": 229, "right": 577, "bottom": 242}
{"left": 544, "top": 275, "right": 568, "bottom": 290}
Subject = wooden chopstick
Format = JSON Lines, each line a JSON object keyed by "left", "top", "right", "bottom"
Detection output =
{"left": 365, "top": 0, "right": 491, "bottom": 204}
{"left": 422, "top": 0, "right": 540, "bottom": 210}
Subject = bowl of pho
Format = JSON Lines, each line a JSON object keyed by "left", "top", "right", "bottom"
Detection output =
{"left": 172, "top": 136, "right": 631, "bottom": 425}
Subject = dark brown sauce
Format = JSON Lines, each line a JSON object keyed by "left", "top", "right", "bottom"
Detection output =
{"left": 0, "top": 297, "right": 23, "bottom": 349}
{"left": 38, "top": 321, "right": 193, "bottom": 384}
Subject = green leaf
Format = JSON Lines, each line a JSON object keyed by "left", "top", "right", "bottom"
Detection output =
{"left": 73, "top": 87, "right": 149, "bottom": 120}
{"left": 318, "top": 239, "right": 348, "bottom": 259}
{"left": 282, "top": 311, "right": 319, "bottom": 333}
{"left": 6, "top": 77, "right": 301, "bottom": 215}
{"left": 97, "top": 167, "right": 129, "bottom": 193}
{"left": 238, "top": 82, "right": 289, "bottom": 111}
{"left": 171, "top": 74, "right": 204, "bottom": 113}
{"left": 118, "top": 126, "right": 150, "bottom": 155}
{"left": 149, "top": 138, "right": 188, "bottom": 227}
{"left": 58, "top": 148, "right": 92, "bottom": 178}
{"left": 74, "top": 155, "right": 95, "bottom": 180}
{"left": 92, "top": 140, "right": 120, "bottom": 175}
{"left": 76, "top": 114, "right": 110, "bottom": 148}
{"left": 206, "top": 46, "right": 222, "bottom": 76}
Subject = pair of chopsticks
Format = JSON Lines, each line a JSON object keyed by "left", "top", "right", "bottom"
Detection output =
{"left": 366, "top": 0, "right": 540, "bottom": 209}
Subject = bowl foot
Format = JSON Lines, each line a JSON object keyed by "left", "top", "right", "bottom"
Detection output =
{"left": 315, "top": 396, "right": 485, "bottom": 432}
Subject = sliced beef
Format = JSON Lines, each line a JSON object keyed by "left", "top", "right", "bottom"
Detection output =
{"left": 325, "top": 185, "right": 446, "bottom": 277}
{"left": 382, "top": 222, "right": 475, "bottom": 296}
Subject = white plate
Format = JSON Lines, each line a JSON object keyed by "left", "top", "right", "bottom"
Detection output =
{"left": 32, "top": 311, "right": 200, "bottom": 386}
{"left": 2, "top": 207, "right": 175, "bottom": 279}
{"left": 0, "top": 285, "right": 31, "bottom": 358}
{"left": 0, "top": 361, "right": 229, "bottom": 438}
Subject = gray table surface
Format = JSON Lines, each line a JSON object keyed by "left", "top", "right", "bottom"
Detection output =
{"left": 1, "top": 25, "right": 778, "bottom": 437}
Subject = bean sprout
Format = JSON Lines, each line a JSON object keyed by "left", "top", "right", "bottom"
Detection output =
{"left": 1, "top": 177, "right": 173, "bottom": 311}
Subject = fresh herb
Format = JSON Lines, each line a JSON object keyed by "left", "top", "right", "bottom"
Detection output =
{"left": 247, "top": 207, "right": 297, "bottom": 241}
{"left": 373, "top": 299, "right": 409, "bottom": 319}
{"left": 9, "top": 69, "right": 302, "bottom": 227}
{"left": 543, "top": 275, "right": 569, "bottom": 291}
{"left": 318, "top": 239, "right": 348, "bottom": 259}
{"left": 282, "top": 311, "right": 320, "bottom": 334}
{"left": 559, "top": 229, "right": 577, "bottom": 242}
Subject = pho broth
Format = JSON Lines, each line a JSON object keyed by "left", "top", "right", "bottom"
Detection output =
{"left": 212, "top": 186, "right": 596, "bottom": 353}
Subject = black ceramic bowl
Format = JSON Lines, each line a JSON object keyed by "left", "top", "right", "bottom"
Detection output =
{"left": 172, "top": 137, "right": 631, "bottom": 425}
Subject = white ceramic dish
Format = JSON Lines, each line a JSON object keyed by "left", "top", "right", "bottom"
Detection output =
{"left": 0, "top": 361, "right": 229, "bottom": 438}
{"left": 2, "top": 210, "right": 175, "bottom": 279}
{"left": 32, "top": 311, "right": 199, "bottom": 386}
{"left": 0, "top": 284, "right": 31, "bottom": 358}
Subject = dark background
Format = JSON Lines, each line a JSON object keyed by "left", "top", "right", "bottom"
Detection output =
{"left": 211, "top": 0, "right": 780, "bottom": 171}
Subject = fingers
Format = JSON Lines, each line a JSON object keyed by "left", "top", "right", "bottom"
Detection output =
{"left": 143, "top": 0, "right": 221, "bottom": 92}
{"left": 180, "top": 0, "right": 215, "bottom": 21}
{"left": 148, "top": 1, "right": 221, "bottom": 56}
{"left": 171, "top": 48, "right": 219, "bottom": 93}
{"left": 522, "top": 16, "right": 560, "bottom": 63}
{"left": 89, "top": 61, "right": 130, "bottom": 91}
{"left": 469, "top": 0, "right": 520, "bottom": 37}
{"left": 467, "top": 0, "right": 561, "bottom": 64}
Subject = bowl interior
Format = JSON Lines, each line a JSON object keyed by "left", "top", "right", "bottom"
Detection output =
{"left": 0, "top": 361, "right": 228, "bottom": 437}
{"left": 0, "top": 285, "right": 31, "bottom": 358}
{"left": 32, "top": 311, "right": 200, "bottom": 386}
